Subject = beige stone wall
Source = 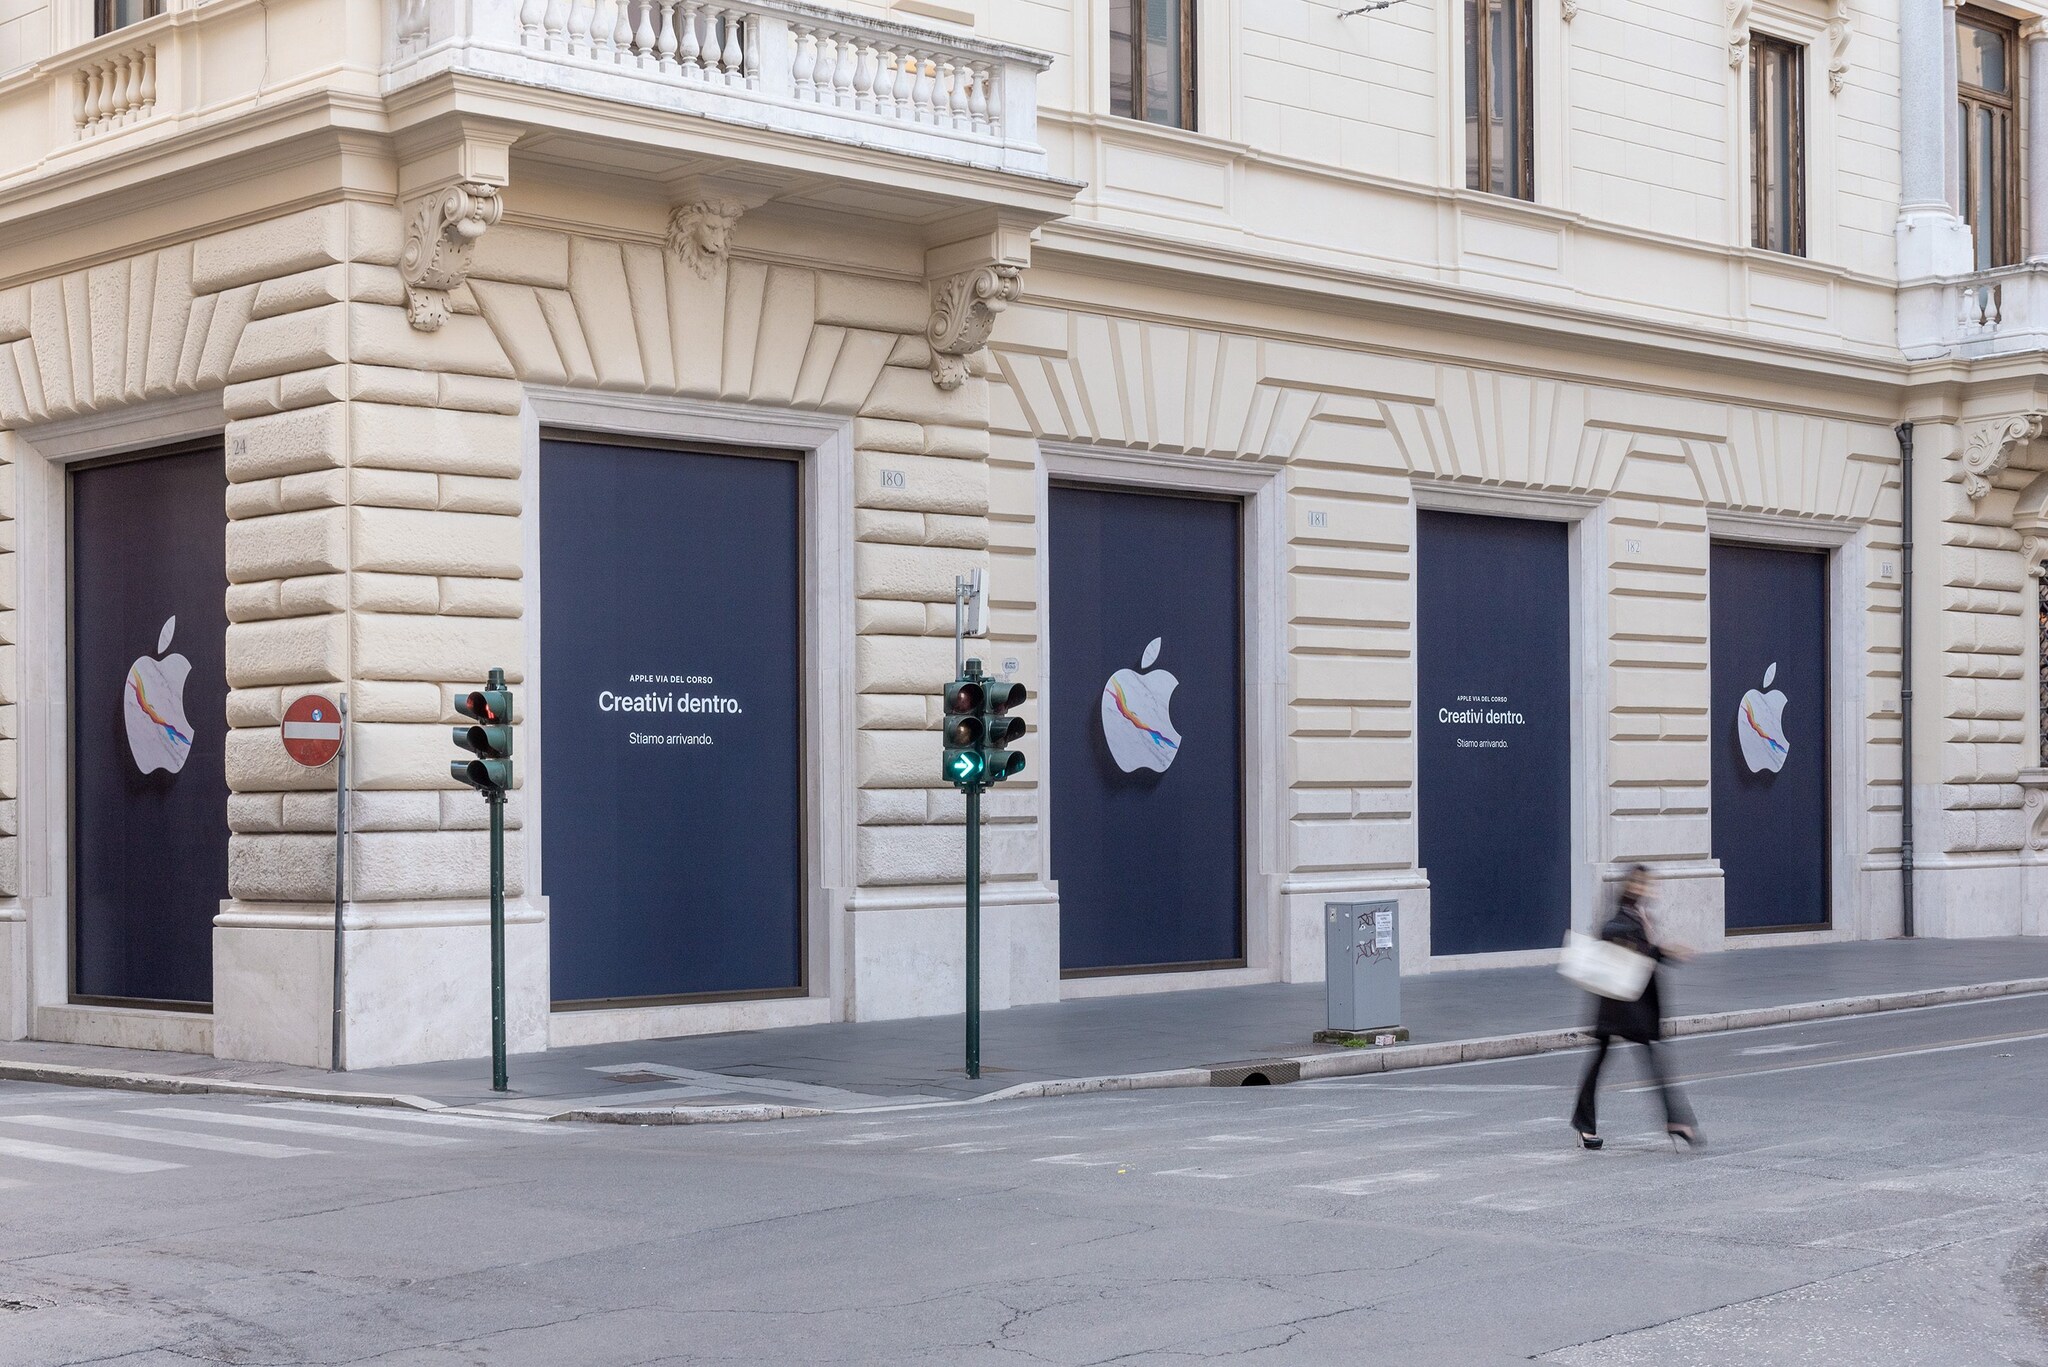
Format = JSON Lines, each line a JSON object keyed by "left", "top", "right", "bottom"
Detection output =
{"left": 1926, "top": 429, "right": 2032, "bottom": 860}
{"left": 989, "top": 286, "right": 1903, "bottom": 943}
{"left": 0, "top": 201, "right": 533, "bottom": 919}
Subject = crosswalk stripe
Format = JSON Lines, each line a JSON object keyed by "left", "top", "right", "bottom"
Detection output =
{"left": 0, "top": 1114, "right": 322, "bottom": 1159}
{"left": 0, "top": 1133, "right": 182, "bottom": 1174}
{"left": 127, "top": 1108, "right": 462, "bottom": 1148}
{"left": 263, "top": 1102, "right": 556, "bottom": 1133}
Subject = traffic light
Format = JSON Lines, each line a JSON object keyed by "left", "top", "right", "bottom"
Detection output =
{"left": 940, "top": 664, "right": 1028, "bottom": 792}
{"left": 452, "top": 672, "right": 514, "bottom": 795}
{"left": 941, "top": 676, "right": 986, "bottom": 789}
{"left": 979, "top": 679, "right": 1027, "bottom": 785}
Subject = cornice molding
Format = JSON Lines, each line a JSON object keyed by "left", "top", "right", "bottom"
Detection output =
{"left": 1025, "top": 220, "right": 1915, "bottom": 403}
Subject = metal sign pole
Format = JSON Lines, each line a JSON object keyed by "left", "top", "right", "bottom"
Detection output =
{"left": 954, "top": 575, "right": 968, "bottom": 678}
{"left": 330, "top": 692, "right": 349, "bottom": 1072}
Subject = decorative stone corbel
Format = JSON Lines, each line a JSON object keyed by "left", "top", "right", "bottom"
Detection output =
{"left": 927, "top": 265, "right": 1022, "bottom": 391}
{"left": 2023, "top": 771, "right": 2048, "bottom": 850}
{"left": 1960, "top": 413, "right": 2047, "bottom": 502}
{"left": 1561, "top": 0, "right": 1579, "bottom": 23}
{"left": 399, "top": 181, "right": 505, "bottom": 333}
{"left": 1826, "top": 0, "right": 1852, "bottom": 95}
{"left": 667, "top": 199, "right": 746, "bottom": 279}
{"left": 1727, "top": 0, "right": 1752, "bottom": 67}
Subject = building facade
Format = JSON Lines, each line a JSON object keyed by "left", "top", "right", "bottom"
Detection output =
{"left": 0, "top": 0, "right": 2037, "bottom": 1068}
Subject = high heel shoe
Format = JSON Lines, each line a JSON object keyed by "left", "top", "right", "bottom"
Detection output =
{"left": 1667, "top": 1123, "right": 1702, "bottom": 1149}
{"left": 1576, "top": 1130, "right": 1603, "bottom": 1150}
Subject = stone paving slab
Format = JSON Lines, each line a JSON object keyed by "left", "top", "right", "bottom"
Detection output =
{"left": 3, "top": 936, "right": 2047, "bottom": 1120}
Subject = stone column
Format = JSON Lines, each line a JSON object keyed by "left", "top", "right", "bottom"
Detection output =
{"left": 1944, "top": 0, "right": 1963, "bottom": 213}
{"left": 1899, "top": 0, "right": 1974, "bottom": 276}
{"left": 2029, "top": 21, "right": 2048, "bottom": 261}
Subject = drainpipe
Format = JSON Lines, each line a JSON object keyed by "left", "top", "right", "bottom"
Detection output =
{"left": 1896, "top": 421, "right": 1917, "bottom": 938}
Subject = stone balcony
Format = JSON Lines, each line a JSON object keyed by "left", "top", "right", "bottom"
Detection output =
{"left": 385, "top": 0, "right": 1050, "bottom": 178}
{"left": 0, "top": 1, "right": 1069, "bottom": 263}
{"left": 1900, "top": 262, "right": 2048, "bottom": 361}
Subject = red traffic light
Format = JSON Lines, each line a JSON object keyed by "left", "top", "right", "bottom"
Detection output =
{"left": 945, "top": 681, "right": 985, "bottom": 714}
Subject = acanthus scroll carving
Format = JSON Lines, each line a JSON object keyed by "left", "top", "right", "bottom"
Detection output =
{"left": 928, "top": 264, "right": 1022, "bottom": 391}
{"left": 1960, "top": 413, "right": 2047, "bottom": 502}
{"left": 1826, "top": 0, "right": 1852, "bottom": 94}
{"left": 667, "top": 200, "right": 746, "bottom": 279}
{"left": 1727, "top": 0, "right": 1752, "bottom": 68}
{"left": 399, "top": 182, "right": 505, "bottom": 333}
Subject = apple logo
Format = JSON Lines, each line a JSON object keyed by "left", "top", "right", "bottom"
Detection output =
{"left": 124, "top": 615, "right": 194, "bottom": 776}
{"left": 1736, "top": 661, "right": 1790, "bottom": 775}
{"left": 1101, "top": 636, "right": 1181, "bottom": 774}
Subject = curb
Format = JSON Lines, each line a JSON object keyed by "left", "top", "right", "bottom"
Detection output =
{"left": 0, "top": 1060, "right": 444, "bottom": 1111}
{"left": 1277, "top": 975, "right": 2048, "bottom": 1084}
{"left": 4, "top": 977, "right": 2045, "bottom": 1123}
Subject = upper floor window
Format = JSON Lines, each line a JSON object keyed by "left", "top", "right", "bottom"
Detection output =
{"left": 97, "top": 0, "right": 162, "bottom": 36}
{"left": 1959, "top": 7, "right": 2020, "bottom": 270}
{"left": 1465, "top": 0, "right": 1533, "bottom": 199}
{"left": 1110, "top": 0, "right": 1196, "bottom": 130}
{"left": 1750, "top": 34, "right": 1806, "bottom": 256}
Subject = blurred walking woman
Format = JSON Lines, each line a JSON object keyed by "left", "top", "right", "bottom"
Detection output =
{"left": 1570, "top": 865, "right": 1700, "bottom": 1151}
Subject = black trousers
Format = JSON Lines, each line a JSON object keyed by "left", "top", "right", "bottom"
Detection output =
{"left": 1570, "top": 1033, "right": 1693, "bottom": 1134}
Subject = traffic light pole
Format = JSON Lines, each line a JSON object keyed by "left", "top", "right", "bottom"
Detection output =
{"left": 942, "top": 650, "right": 1019, "bottom": 1086}
{"left": 488, "top": 784, "right": 508, "bottom": 1093}
{"left": 965, "top": 781, "right": 981, "bottom": 1081}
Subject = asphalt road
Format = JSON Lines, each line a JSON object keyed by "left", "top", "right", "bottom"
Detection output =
{"left": 3, "top": 993, "right": 2048, "bottom": 1365}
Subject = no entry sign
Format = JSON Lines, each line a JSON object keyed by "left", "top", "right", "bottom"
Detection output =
{"left": 282, "top": 694, "right": 343, "bottom": 767}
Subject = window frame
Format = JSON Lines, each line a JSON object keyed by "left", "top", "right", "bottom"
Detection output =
{"left": 1749, "top": 32, "right": 1808, "bottom": 257}
{"left": 95, "top": 0, "right": 164, "bottom": 38}
{"left": 1465, "top": 0, "right": 1535, "bottom": 201}
{"left": 1110, "top": 0, "right": 1199, "bottom": 132}
{"left": 1957, "top": 4, "right": 2022, "bottom": 270}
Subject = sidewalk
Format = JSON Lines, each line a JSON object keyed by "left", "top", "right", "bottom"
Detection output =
{"left": 4, "top": 937, "right": 2046, "bottom": 1122}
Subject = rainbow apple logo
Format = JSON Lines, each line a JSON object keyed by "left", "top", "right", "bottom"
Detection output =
{"left": 1101, "top": 637, "right": 1181, "bottom": 774}
{"left": 1736, "top": 661, "right": 1790, "bottom": 775}
{"left": 124, "top": 615, "right": 194, "bottom": 776}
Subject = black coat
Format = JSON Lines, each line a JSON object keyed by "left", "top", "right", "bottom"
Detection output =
{"left": 1590, "top": 900, "right": 1666, "bottom": 1044}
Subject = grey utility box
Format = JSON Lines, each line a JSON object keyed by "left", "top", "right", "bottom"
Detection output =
{"left": 1322, "top": 899, "right": 1404, "bottom": 1040}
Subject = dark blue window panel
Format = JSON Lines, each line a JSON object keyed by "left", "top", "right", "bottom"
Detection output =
{"left": 541, "top": 440, "right": 803, "bottom": 1004}
{"left": 1417, "top": 510, "right": 1573, "bottom": 956}
{"left": 1711, "top": 542, "right": 1830, "bottom": 931}
{"left": 1050, "top": 484, "right": 1243, "bottom": 973}
{"left": 71, "top": 447, "right": 229, "bottom": 1006}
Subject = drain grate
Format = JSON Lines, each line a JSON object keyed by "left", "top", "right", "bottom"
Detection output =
{"left": 602, "top": 1071, "right": 672, "bottom": 1086}
{"left": 1208, "top": 1060, "right": 1302, "bottom": 1087}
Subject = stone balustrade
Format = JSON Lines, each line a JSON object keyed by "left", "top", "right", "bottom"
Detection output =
{"left": 387, "top": 0, "right": 1049, "bottom": 176}
{"left": 71, "top": 42, "right": 157, "bottom": 138}
{"left": 1900, "top": 263, "right": 2048, "bottom": 360}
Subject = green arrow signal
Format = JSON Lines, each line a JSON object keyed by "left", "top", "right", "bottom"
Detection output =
{"left": 950, "top": 752, "right": 984, "bottom": 783}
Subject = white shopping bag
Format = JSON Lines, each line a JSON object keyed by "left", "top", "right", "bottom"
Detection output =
{"left": 1558, "top": 930, "right": 1653, "bottom": 1001}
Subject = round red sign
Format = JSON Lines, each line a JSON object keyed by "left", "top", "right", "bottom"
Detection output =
{"left": 282, "top": 694, "right": 343, "bottom": 767}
